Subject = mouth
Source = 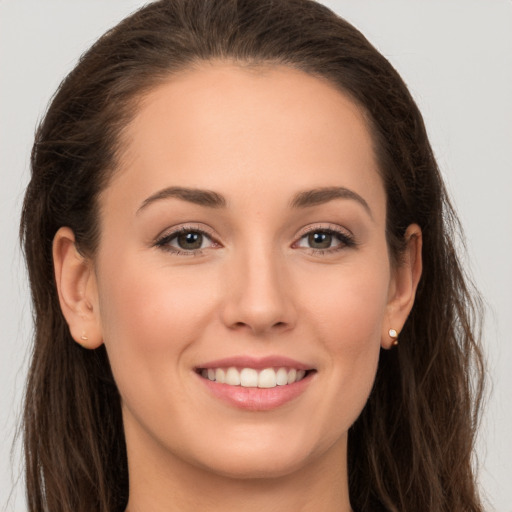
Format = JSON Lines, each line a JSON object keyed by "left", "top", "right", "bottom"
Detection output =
{"left": 194, "top": 357, "right": 316, "bottom": 411}
{"left": 196, "top": 366, "right": 313, "bottom": 388}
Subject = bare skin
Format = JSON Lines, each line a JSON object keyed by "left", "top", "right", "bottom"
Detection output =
{"left": 53, "top": 63, "right": 422, "bottom": 512}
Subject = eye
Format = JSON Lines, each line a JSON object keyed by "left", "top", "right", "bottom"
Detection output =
{"left": 155, "top": 227, "right": 217, "bottom": 254}
{"left": 174, "top": 231, "right": 207, "bottom": 250}
{"left": 303, "top": 231, "right": 337, "bottom": 249}
{"left": 295, "top": 227, "right": 355, "bottom": 253}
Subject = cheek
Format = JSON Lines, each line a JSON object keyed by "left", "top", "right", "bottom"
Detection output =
{"left": 301, "top": 257, "right": 390, "bottom": 346}
{"left": 299, "top": 259, "right": 389, "bottom": 423}
{"left": 94, "top": 253, "right": 219, "bottom": 390}
{"left": 94, "top": 254, "right": 227, "bottom": 446}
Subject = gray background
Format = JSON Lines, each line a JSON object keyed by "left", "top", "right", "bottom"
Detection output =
{"left": 1, "top": 1, "right": 511, "bottom": 510}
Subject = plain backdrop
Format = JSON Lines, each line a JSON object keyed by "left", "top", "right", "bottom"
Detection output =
{"left": 1, "top": 1, "right": 511, "bottom": 511}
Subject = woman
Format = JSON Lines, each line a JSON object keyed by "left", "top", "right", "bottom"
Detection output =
{"left": 20, "top": 0, "right": 485, "bottom": 511}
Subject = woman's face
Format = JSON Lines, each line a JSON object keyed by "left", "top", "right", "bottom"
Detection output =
{"left": 71, "top": 64, "right": 418, "bottom": 480}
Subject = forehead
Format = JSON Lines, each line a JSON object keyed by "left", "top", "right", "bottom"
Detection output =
{"left": 106, "top": 63, "right": 384, "bottom": 218}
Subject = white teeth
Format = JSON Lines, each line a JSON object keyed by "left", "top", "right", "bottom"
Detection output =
{"left": 258, "top": 368, "right": 277, "bottom": 388}
{"left": 240, "top": 368, "right": 258, "bottom": 387}
{"left": 201, "top": 366, "right": 308, "bottom": 388}
{"left": 215, "top": 368, "right": 226, "bottom": 384}
{"left": 287, "top": 368, "right": 297, "bottom": 384}
{"left": 225, "top": 367, "right": 241, "bottom": 386}
{"left": 276, "top": 367, "right": 288, "bottom": 386}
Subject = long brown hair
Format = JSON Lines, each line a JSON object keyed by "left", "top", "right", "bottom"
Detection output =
{"left": 20, "top": 1, "right": 485, "bottom": 511}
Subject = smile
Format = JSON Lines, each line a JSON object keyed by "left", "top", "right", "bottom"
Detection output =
{"left": 195, "top": 356, "right": 316, "bottom": 410}
{"left": 199, "top": 367, "right": 308, "bottom": 388}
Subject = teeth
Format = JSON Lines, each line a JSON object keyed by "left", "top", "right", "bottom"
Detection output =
{"left": 276, "top": 367, "right": 288, "bottom": 386}
{"left": 225, "top": 367, "right": 241, "bottom": 386}
{"left": 258, "top": 368, "right": 276, "bottom": 388}
{"left": 200, "top": 366, "right": 308, "bottom": 388}
{"left": 240, "top": 368, "right": 258, "bottom": 387}
{"left": 215, "top": 368, "right": 226, "bottom": 384}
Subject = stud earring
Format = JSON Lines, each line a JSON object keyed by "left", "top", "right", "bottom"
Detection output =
{"left": 80, "top": 334, "right": 89, "bottom": 341}
{"left": 388, "top": 328, "right": 399, "bottom": 346}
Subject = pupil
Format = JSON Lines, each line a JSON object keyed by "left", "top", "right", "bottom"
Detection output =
{"left": 308, "top": 232, "right": 332, "bottom": 249}
{"left": 177, "top": 232, "right": 203, "bottom": 250}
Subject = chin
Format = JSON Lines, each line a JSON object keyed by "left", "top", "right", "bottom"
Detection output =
{"left": 196, "top": 450, "right": 313, "bottom": 481}
{"left": 182, "top": 427, "right": 343, "bottom": 481}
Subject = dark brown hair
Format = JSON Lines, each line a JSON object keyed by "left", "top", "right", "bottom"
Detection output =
{"left": 20, "top": 1, "right": 485, "bottom": 511}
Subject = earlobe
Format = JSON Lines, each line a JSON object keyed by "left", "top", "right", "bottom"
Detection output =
{"left": 53, "top": 227, "right": 103, "bottom": 349}
{"left": 382, "top": 224, "right": 423, "bottom": 349}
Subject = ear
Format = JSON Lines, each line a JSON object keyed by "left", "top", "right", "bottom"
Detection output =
{"left": 53, "top": 227, "right": 103, "bottom": 349}
{"left": 382, "top": 224, "right": 423, "bottom": 349}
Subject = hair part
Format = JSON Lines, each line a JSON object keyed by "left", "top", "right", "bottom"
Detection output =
{"left": 20, "top": 1, "right": 485, "bottom": 511}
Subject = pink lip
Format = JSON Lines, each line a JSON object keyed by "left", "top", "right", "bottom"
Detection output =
{"left": 197, "top": 373, "right": 314, "bottom": 411}
{"left": 194, "top": 355, "right": 316, "bottom": 411}
{"left": 196, "top": 355, "right": 313, "bottom": 371}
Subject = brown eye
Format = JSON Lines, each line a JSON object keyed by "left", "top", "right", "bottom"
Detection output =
{"left": 295, "top": 227, "right": 354, "bottom": 253}
{"left": 176, "top": 231, "right": 204, "bottom": 250}
{"left": 156, "top": 228, "right": 216, "bottom": 254}
{"left": 307, "top": 231, "right": 333, "bottom": 249}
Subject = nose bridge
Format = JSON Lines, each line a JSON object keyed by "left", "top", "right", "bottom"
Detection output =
{"left": 221, "top": 236, "right": 294, "bottom": 335}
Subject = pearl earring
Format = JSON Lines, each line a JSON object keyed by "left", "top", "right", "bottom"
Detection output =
{"left": 388, "top": 328, "right": 399, "bottom": 346}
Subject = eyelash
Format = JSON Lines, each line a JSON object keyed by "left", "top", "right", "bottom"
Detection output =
{"left": 154, "top": 226, "right": 218, "bottom": 256}
{"left": 154, "top": 224, "right": 356, "bottom": 256}
{"left": 294, "top": 225, "right": 356, "bottom": 255}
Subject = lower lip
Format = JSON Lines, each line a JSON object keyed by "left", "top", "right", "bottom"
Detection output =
{"left": 197, "top": 372, "right": 314, "bottom": 411}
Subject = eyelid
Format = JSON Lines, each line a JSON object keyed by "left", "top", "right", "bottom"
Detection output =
{"left": 153, "top": 222, "right": 355, "bottom": 256}
{"left": 296, "top": 223, "right": 354, "bottom": 240}
{"left": 154, "top": 223, "right": 220, "bottom": 253}
{"left": 293, "top": 223, "right": 357, "bottom": 252}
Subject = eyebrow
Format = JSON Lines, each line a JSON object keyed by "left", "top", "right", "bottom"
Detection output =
{"left": 290, "top": 186, "right": 372, "bottom": 218}
{"left": 137, "top": 186, "right": 227, "bottom": 214}
{"left": 137, "top": 184, "right": 372, "bottom": 218}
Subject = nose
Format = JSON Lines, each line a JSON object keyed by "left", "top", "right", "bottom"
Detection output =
{"left": 220, "top": 245, "right": 296, "bottom": 336}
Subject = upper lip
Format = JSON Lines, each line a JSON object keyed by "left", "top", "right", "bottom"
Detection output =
{"left": 196, "top": 355, "right": 314, "bottom": 371}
